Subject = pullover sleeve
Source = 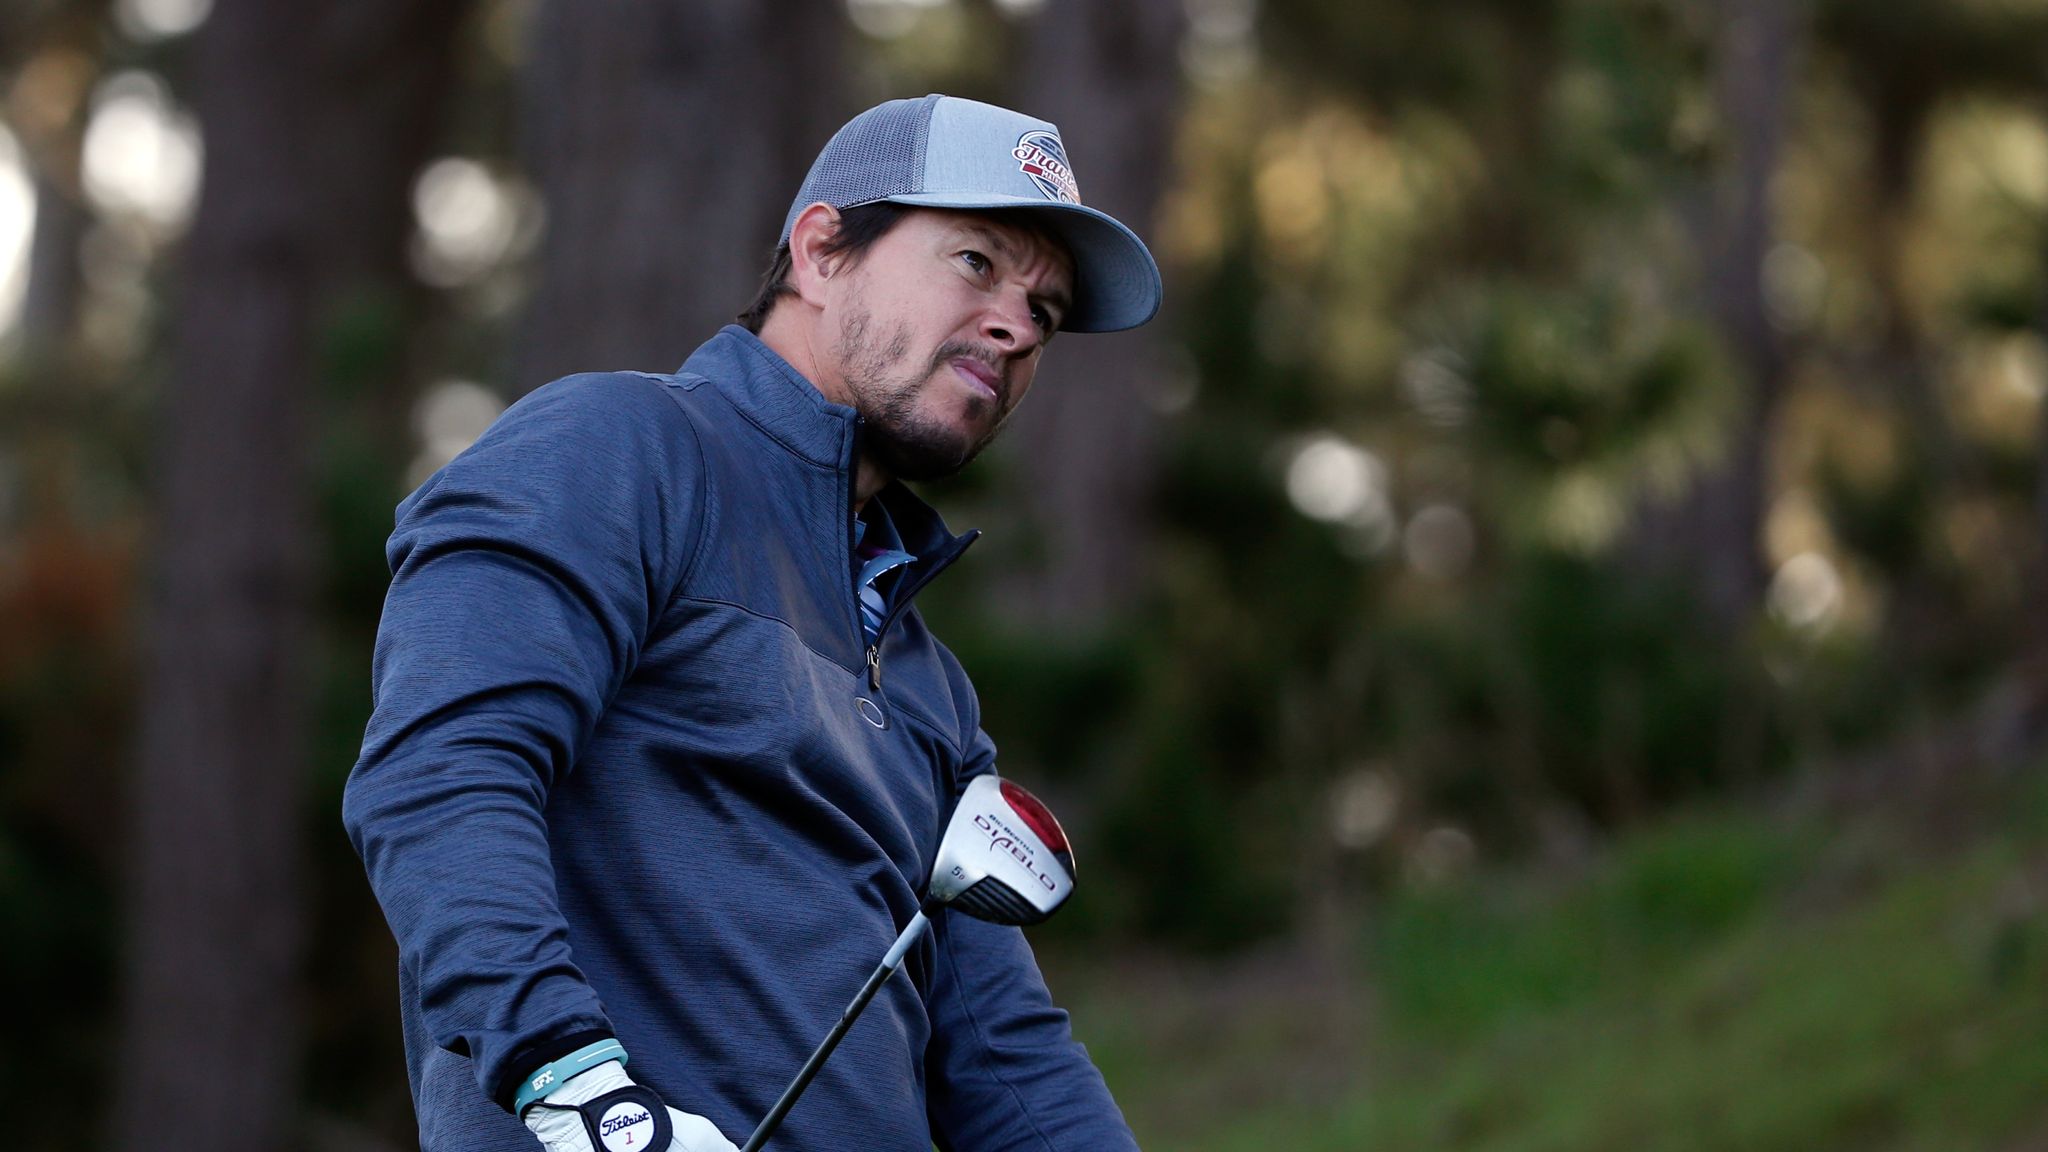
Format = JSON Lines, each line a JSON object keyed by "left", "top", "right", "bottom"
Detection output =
{"left": 341, "top": 372, "right": 704, "bottom": 1110}
{"left": 924, "top": 910, "right": 1140, "bottom": 1151}
{"left": 923, "top": 710, "right": 1141, "bottom": 1149}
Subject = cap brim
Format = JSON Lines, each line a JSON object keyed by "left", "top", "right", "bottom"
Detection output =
{"left": 878, "top": 192, "right": 1162, "bottom": 333}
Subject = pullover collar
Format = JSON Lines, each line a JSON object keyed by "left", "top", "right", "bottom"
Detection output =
{"left": 679, "top": 325, "right": 976, "bottom": 565}
{"left": 683, "top": 325, "right": 853, "bottom": 470}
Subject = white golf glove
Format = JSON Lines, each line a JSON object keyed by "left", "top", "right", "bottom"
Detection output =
{"left": 523, "top": 1060, "right": 738, "bottom": 1152}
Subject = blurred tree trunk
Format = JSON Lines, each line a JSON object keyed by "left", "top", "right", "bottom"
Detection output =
{"left": 2036, "top": 153, "right": 2048, "bottom": 656}
{"left": 20, "top": 165, "right": 86, "bottom": 358}
{"left": 1695, "top": 0, "right": 1801, "bottom": 624}
{"left": 1004, "top": 0, "right": 1185, "bottom": 629}
{"left": 311, "top": 1, "right": 469, "bottom": 292}
{"left": 308, "top": 0, "right": 472, "bottom": 458}
{"left": 514, "top": 0, "right": 848, "bottom": 389}
{"left": 1868, "top": 104, "right": 1947, "bottom": 693}
{"left": 116, "top": 0, "right": 323, "bottom": 1148}
{"left": 1630, "top": 0, "right": 1802, "bottom": 629}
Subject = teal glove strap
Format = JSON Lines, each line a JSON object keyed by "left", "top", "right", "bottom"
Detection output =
{"left": 513, "top": 1039, "right": 629, "bottom": 1115}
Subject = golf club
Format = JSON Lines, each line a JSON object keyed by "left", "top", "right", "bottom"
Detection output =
{"left": 737, "top": 774, "right": 1076, "bottom": 1152}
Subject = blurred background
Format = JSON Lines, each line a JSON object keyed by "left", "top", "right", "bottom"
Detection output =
{"left": 3, "top": 0, "right": 2047, "bottom": 1148}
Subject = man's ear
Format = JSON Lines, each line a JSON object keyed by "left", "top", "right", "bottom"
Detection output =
{"left": 787, "top": 202, "right": 844, "bottom": 308}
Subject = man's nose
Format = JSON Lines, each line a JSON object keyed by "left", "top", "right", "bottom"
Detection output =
{"left": 979, "top": 288, "right": 1041, "bottom": 355}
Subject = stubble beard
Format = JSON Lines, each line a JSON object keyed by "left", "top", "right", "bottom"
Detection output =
{"left": 835, "top": 305, "right": 1013, "bottom": 483}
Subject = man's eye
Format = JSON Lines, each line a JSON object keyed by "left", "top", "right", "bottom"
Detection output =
{"left": 960, "top": 250, "right": 990, "bottom": 273}
{"left": 1031, "top": 306, "right": 1055, "bottom": 334}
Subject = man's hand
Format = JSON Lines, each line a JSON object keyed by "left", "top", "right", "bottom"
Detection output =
{"left": 523, "top": 1060, "right": 738, "bottom": 1152}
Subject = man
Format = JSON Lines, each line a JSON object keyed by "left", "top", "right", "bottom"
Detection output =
{"left": 343, "top": 93, "right": 1162, "bottom": 1152}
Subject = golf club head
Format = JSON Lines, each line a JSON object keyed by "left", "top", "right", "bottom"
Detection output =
{"left": 926, "top": 775, "right": 1075, "bottom": 926}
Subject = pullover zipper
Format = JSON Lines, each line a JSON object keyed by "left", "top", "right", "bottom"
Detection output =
{"left": 842, "top": 414, "right": 978, "bottom": 694}
{"left": 859, "top": 530, "right": 978, "bottom": 693}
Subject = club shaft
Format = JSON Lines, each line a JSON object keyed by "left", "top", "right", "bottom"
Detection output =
{"left": 740, "top": 910, "right": 931, "bottom": 1152}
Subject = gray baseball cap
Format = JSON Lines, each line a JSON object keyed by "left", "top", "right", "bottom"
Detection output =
{"left": 779, "top": 94, "right": 1163, "bottom": 333}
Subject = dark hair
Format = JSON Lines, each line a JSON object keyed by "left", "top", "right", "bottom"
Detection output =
{"left": 737, "top": 202, "right": 912, "bottom": 333}
{"left": 736, "top": 203, "right": 1075, "bottom": 335}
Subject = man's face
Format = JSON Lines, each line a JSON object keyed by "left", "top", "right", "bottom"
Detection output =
{"left": 822, "top": 209, "right": 1075, "bottom": 482}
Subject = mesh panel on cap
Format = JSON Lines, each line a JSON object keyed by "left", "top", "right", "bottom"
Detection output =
{"left": 782, "top": 95, "right": 937, "bottom": 240}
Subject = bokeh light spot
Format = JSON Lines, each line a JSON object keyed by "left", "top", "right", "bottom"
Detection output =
{"left": 80, "top": 72, "right": 202, "bottom": 233}
{"left": 1287, "top": 434, "right": 1386, "bottom": 522}
{"left": 407, "top": 379, "right": 506, "bottom": 489}
{"left": 1768, "top": 551, "right": 1842, "bottom": 631}
{"left": 1331, "top": 766, "right": 1399, "bottom": 851}
{"left": 410, "top": 158, "right": 531, "bottom": 288}
{"left": 845, "top": 0, "right": 952, "bottom": 39}
{"left": 1404, "top": 504, "right": 1474, "bottom": 581}
{"left": 0, "top": 125, "right": 36, "bottom": 341}
{"left": 114, "top": 0, "right": 213, "bottom": 41}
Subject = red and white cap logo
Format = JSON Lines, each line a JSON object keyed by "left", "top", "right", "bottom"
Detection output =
{"left": 1013, "top": 131, "right": 1081, "bottom": 205}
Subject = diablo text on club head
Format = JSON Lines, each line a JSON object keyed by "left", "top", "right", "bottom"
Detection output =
{"left": 927, "top": 775, "right": 1076, "bottom": 925}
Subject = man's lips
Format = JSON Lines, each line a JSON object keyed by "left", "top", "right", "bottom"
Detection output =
{"left": 949, "top": 357, "right": 1002, "bottom": 404}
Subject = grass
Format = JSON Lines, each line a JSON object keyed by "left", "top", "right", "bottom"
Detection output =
{"left": 1063, "top": 790, "right": 2048, "bottom": 1152}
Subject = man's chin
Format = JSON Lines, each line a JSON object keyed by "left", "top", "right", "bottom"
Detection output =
{"left": 875, "top": 444, "right": 972, "bottom": 484}
{"left": 869, "top": 425, "right": 989, "bottom": 484}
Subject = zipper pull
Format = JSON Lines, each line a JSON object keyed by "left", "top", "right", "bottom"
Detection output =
{"left": 866, "top": 645, "right": 883, "bottom": 690}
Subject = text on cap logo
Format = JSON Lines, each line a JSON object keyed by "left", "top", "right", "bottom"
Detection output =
{"left": 1013, "top": 131, "right": 1080, "bottom": 205}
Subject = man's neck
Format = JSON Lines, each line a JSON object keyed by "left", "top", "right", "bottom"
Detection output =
{"left": 756, "top": 310, "right": 891, "bottom": 510}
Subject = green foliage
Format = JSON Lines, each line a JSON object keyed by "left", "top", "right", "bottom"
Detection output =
{"left": 1507, "top": 555, "right": 1766, "bottom": 807}
{"left": 1357, "top": 551, "right": 1780, "bottom": 842}
{"left": 1082, "top": 795, "right": 2048, "bottom": 1152}
{"left": 0, "top": 822, "right": 115, "bottom": 1085}
{"left": 300, "top": 374, "right": 415, "bottom": 1122}
{"left": 935, "top": 626, "right": 1143, "bottom": 781}
{"left": 0, "top": 761, "right": 117, "bottom": 1147}
{"left": 1375, "top": 812, "right": 1800, "bottom": 1035}
{"left": 1816, "top": 445, "right": 1932, "bottom": 577}
{"left": 1347, "top": 843, "right": 2047, "bottom": 1152}
{"left": 1101, "top": 744, "right": 1296, "bottom": 950}
{"left": 1262, "top": 0, "right": 1562, "bottom": 115}
{"left": 1453, "top": 283, "right": 1728, "bottom": 479}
